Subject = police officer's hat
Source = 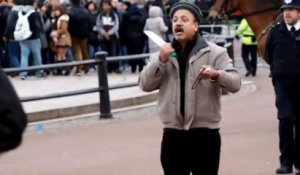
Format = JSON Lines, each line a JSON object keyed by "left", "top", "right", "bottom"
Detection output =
{"left": 281, "top": 0, "right": 300, "bottom": 10}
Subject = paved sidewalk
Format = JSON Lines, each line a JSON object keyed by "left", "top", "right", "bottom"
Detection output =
{"left": 0, "top": 39, "right": 281, "bottom": 174}
{"left": 0, "top": 67, "right": 280, "bottom": 175}
{"left": 9, "top": 70, "right": 158, "bottom": 121}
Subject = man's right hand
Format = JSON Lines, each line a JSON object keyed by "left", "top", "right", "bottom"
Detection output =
{"left": 159, "top": 43, "right": 174, "bottom": 63}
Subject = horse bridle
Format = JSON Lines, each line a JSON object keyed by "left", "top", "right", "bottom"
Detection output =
{"left": 218, "top": 0, "right": 283, "bottom": 41}
{"left": 219, "top": 0, "right": 282, "bottom": 18}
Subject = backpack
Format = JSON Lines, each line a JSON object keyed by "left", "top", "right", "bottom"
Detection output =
{"left": 14, "top": 9, "right": 35, "bottom": 41}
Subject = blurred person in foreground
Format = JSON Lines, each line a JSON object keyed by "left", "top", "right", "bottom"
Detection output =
{"left": 139, "top": 2, "right": 241, "bottom": 175}
{"left": 0, "top": 68, "right": 27, "bottom": 154}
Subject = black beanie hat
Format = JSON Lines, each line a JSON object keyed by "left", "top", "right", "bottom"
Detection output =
{"left": 170, "top": 2, "right": 203, "bottom": 23}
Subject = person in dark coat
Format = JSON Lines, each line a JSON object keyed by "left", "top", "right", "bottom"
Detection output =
{"left": 96, "top": 0, "right": 120, "bottom": 73}
{"left": 85, "top": 1, "right": 100, "bottom": 59}
{"left": 2, "top": 0, "right": 21, "bottom": 70}
{"left": 0, "top": 0, "right": 10, "bottom": 67}
{"left": 68, "top": 0, "right": 90, "bottom": 75}
{"left": 120, "top": 1, "right": 147, "bottom": 73}
{"left": 0, "top": 68, "right": 27, "bottom": 154}
{"left": 265, "top": 0, "right": 300, "bottom": 174}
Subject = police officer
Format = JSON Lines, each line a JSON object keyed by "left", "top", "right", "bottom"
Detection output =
{"left": 265, "top": 0, "right": 300, "bottom": 174}
{"left": 236, "top": 18, "right": 258, "bottom": 77}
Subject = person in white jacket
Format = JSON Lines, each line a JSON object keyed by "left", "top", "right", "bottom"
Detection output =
{"left": 144, "top": 6, "right": 168, "bottom": 53}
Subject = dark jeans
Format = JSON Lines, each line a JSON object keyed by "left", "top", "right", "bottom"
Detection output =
{"left": 161, "top": 128, "right": 221, "bottom": 175}
{"left": 274, "top": 80, "right": 300, "bottom": 169}
{"left": 41, "top": 48, "right": 55, "bottom": 65}
{"left": 7, "top": 41, "right": 20, "bottom": 68}
{"left": 101, "top": 38, "right": 119, "bottom": 72}
{"left": 242, "top": 44, "right": 257, "bottom": 75}
{"left": 88, "top": 43, "right": 100, "bottom": 69}
{"left": 0, "top": 43, "right": 4, "bottom": 67}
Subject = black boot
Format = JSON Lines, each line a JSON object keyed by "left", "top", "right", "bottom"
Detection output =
{"left": 276, "top": 165, "right": 292, "bottom": 174}
{"left": 55, "top": 60, "right": 63, "bottom": 75}
{"left": 61, "top": 60, "right": 71, "bottom": 76}
{"left": 245, "top": 71, "right": 251, "bottom": 77}
{"left": 296, "top": 168, "right": 300, "bottom": 175}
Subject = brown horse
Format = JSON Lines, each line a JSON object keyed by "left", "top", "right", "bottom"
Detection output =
{"left": 209, "top": 0, "right": 283, "bottom": 59}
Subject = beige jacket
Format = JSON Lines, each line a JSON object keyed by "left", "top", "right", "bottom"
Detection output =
{"left": 139, "top": 37, "right": 241, "bottom": 130}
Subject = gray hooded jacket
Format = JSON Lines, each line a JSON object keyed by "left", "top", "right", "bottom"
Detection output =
{"left": 144, "top": 6, "right": 168, "bottom": 53}
{"left": 139, "top": 35, "right": 241, "bottom": 130}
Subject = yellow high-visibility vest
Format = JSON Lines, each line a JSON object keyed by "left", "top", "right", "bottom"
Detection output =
{"left": 236, "top": 19, "right": 257, "bottom": 45}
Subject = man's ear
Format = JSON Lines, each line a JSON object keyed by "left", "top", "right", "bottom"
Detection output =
{"left": 194, "top": 22, "right": 199, "bottom": 32}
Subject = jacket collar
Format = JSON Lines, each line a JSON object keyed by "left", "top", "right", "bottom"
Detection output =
{"left": 189, "top": 34, "right": 210, "bottom": 63}
{"left": 190, "top": 33, "right": 209, "bottom": 57}
{"left": 170, "top": 33, "right": 209, "bottom": 69}
{"left": 286, "top": 20, "right": 300, "bottom": 31}
{"left": 172, "top": 33, "right": 208, "bottom": 57}
{"left": 279, "top": 22, "right": 290, "bottom": 32}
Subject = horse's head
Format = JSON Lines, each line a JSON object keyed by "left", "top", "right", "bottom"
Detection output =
{"left": 208, "top": 0, "right": 239, "bottom": 21}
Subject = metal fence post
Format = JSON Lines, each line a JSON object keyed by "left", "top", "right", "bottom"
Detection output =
{"left": 96, "top": 52, "right": 113, "bottom": 119}
{"left": 226, "top": 37, "right": 235, "bottom": 66}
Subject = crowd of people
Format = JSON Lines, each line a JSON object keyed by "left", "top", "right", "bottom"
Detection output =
{"left": 0, "top": 0, "right": 185, "bottom": 78}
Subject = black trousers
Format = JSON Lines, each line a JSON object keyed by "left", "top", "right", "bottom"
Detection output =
{"left": 161, "top": 128, "right": 221, "bottom": 175}
{"left": 126, "top": 44, "right": 145, "bottom": 73}
{"left": 241, "top": 44, "right": 257, "bottom": 75}
{"left": 274, "top": 80, "right": 300, "bottom": 169}
{"left": 0, "top": 41, "right": 5, "bottom": 67}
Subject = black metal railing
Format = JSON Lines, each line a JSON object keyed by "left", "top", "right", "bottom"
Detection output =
{"left": 3, "top": 52, "right": 150, "bottom": 119}
{"left": 3, "top": 40, "right": 233, "bottom": 121}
